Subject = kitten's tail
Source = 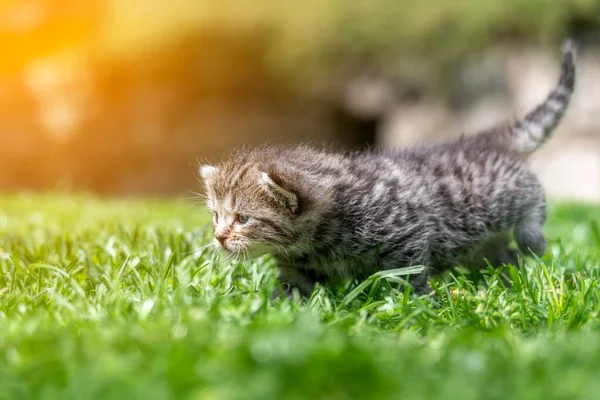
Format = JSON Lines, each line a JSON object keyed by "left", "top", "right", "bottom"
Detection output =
{"left": 500, "top": 39, "right": 576, "bottom": 156}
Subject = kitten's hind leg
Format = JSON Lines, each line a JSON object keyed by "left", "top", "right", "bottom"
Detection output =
{"left": 460, "top": 232, "right": 519, "bottom": 288}
{"left": 468, "top": 232, "right": 519, "bottom": 269}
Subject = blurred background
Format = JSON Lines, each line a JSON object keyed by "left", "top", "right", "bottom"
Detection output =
{"left": 1, "top": 0, "right": 600, "bottom": 199}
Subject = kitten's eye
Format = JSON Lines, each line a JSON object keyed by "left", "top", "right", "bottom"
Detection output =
{"left": 212, "top": 212, "right": 218, "bottom": 223}
{"left": 236, "top": 214, "right": 249, "bottom": 225}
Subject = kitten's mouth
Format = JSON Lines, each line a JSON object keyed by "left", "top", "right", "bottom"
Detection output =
{"left": 214, "top": 238, "right": 231, "bottom": 251}
{"left": 213, "top": 237, "right": 228, "bottom": 251}
{"left": 213, "top": 237, "right": 246, "bottom": 258}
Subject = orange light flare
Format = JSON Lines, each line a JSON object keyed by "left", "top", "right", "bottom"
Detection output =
{"left": 0, "top": 0, "right": 104, "bottom": 149}
{"left": 0, "top": 0, "right": 101, "bottom": 74}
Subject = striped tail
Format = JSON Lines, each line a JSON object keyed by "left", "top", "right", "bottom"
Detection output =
{"left": 505, "top": 39, "right": 577, "bottom": 155}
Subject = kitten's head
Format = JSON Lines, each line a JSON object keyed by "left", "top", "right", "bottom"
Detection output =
{"left": 199, "top": 162, "right": 302, "bottom": 259}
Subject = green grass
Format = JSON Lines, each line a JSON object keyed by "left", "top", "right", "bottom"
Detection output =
{"left": 1, "top": 195, "right": 600, "bottom": 399}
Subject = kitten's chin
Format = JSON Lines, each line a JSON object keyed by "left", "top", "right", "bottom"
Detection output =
{"left": 213, "top": 238, "right": 272, "bottom": 259}
{"left": 213, "top": 238, "right": 236, "bottom": 256}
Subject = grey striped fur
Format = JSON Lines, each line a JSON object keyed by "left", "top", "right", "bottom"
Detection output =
{"left": 199, "top": 40, "right": 576, "bottom": 297}
{"left": 493, "top": 39, "right": 576, "bottom": 155}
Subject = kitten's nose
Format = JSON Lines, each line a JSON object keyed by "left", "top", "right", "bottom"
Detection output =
{"left": 215, "top": 231, "right": 228, "bottom": 245}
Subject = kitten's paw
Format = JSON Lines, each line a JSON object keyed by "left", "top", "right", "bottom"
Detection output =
{"left": 271, "top": 282, "right": 292, "bottom": 300}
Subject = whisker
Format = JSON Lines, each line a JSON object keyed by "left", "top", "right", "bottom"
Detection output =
{"left": 182, "top": 243, "right": 213, "bottom": 257}
{"left": 190, "top": 199, "right": 210, "bottom": 206}
{"left": 189, "top": 190, "right": 208, "bottom": 199}
{"left": 239, "top": 248, "right": 248, "bottom": 264}
{"left": 180, "top": 196, "right": 205, "bottom": 202}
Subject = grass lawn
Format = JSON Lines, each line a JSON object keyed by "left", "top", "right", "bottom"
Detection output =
{"left": 1, "top": 194, "right": 600, "bottom": 399}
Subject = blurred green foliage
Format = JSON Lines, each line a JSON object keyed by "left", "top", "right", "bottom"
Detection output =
{"left": 100, "top": 0, "right": 600, "bottom": 85}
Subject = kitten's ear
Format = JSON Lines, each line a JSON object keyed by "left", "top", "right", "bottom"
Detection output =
{"left": 199, "top": 165, "right": 217, "bottom": 181}
{"left": 259, "top": 172, "right": 299, "bottom": 213}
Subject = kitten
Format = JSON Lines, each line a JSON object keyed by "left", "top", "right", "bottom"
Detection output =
{"left": 199, "top": 40, "right": 576, "bottom": 298}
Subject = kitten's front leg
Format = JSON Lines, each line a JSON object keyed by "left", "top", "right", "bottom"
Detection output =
{"left": 408, "top": 269, "right": 433, "bottom": 295}
{"left": 272, "top": 262, "right": 317, "bottom": 300}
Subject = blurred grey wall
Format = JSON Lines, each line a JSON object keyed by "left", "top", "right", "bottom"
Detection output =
{"left": 369, "top": 41, "right": 600, "bottom": 201}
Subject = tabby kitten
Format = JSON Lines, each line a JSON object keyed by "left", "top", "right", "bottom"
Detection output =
{"left": 200, "top": 41, "right": 576, "bottom": 297}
